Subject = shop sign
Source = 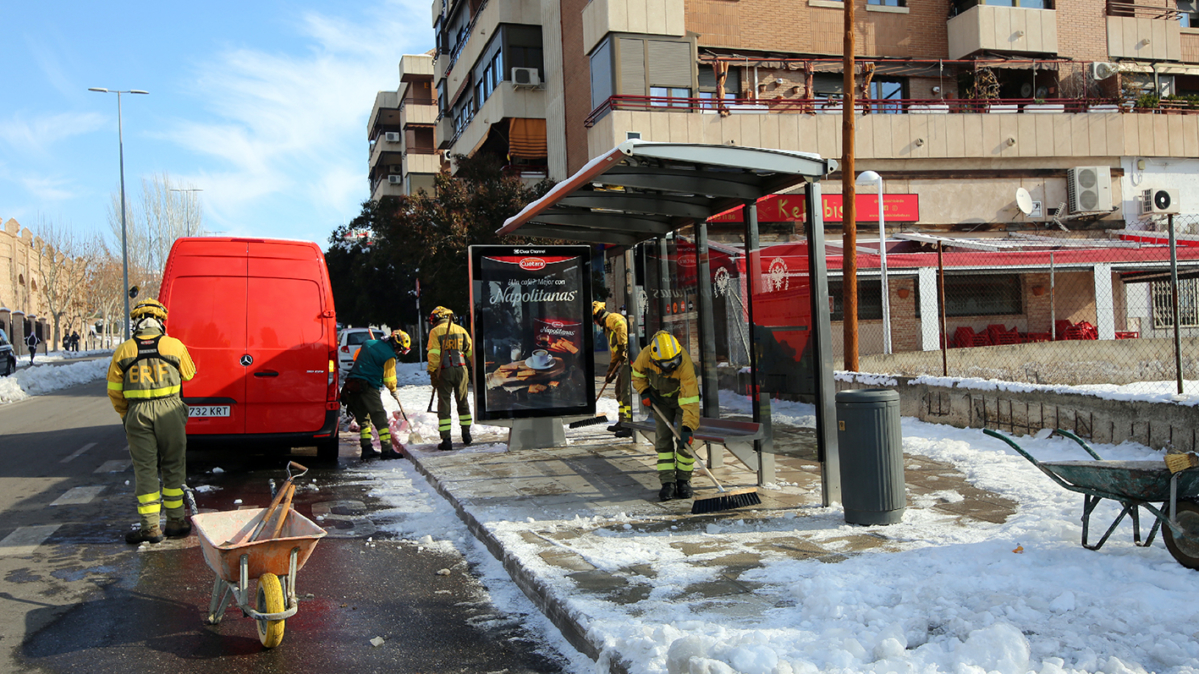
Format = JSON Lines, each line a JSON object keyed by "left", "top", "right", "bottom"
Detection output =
{"left": 469, "top": 245, "right": 596, "bottom": 421}
{"left": 710, "top": 193, "right": 920, "bottom": 224}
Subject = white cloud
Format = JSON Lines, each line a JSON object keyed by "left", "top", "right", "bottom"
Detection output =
{"left": 19, "top": 174, "right": 75, "bottom": 202}
{"left": 160, "top": 1, "right": 431, "bottom": 230}
{"left": 0, "top": 112, "right": 107, "bottom": 157}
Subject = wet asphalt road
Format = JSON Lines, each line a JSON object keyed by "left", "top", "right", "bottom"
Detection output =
{"left": 0, "top": 378, "right": 573, "bottom": 673}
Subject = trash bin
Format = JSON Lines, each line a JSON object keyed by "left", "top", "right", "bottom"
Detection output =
{"left": 835, "top": 388, "right": 904, "bottom": 525}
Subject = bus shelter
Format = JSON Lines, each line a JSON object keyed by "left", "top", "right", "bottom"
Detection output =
{"left": 499, "top": 140, "right": 843, "bottom": 505}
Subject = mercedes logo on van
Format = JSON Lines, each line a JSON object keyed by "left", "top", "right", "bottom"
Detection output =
{"left": 240, "top": 354, "right": 253, "bottom": 366}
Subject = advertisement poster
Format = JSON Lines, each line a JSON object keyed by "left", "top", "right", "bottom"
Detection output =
{"left": 469, "top": 246, "right": 595, "bottom": 420}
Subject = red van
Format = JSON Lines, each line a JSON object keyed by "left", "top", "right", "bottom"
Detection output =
{"left": 159, "top": 238, "right": 340, "bottom": 460}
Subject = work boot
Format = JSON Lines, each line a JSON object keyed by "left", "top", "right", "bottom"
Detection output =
{"left": 164, "top": 518, "right": 192, "bottom": 538}
{"left": 675, "top": 480, "right": 693, "bottom": 499}
{"left": 613, "top": 426, "right": 633, "bottom": 439}
{"left": 658, "top": 481, "right": 677, "bottom": 502}
{"left": 359, "top": 439, "right": 379, "bottom": 461}
{"left": 125, "top": 525, "right": 164, "bottom": 545}
{"left": 438, "top": 434, "right": 454, "bottom": 451}
{"left": 462, "top": 428, "right": 473, "bottom": 446}
{"left": 606, "top": 421, "right": 624, "bottom": 433}
{"left": 380, "top": 448, "right": 403, "bottom": 460}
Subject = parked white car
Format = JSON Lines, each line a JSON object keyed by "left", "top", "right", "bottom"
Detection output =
{"left": 336, "top": 327, "right": 386, "bottom": 375}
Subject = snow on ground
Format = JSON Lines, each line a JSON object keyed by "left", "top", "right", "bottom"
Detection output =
{"left": 360, "top": 369, "right": 1199, "bottom": 674}
{"left": 341, "top": 444, "right": 595, "bottom": 673}
{"left": 910, "top": 374, "right": 1199, "bottom": 407}
{"left": 0, "top": 354, "right": 112, "bottom": 404}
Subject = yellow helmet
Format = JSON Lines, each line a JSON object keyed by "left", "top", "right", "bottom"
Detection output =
{"left": 130, "top": 298, "right": 168, "bottom": 323}
{"left": 387, "top": 329, "right": 411, "bottom": 355}
{"left": 429, "top": 306, "right": 453, "bottom": 324}
{"left": 649, "top": 331, "right": 683, "bottom": 372}
{"left": 592, "top": 301, "right": 607, "bottom": 322}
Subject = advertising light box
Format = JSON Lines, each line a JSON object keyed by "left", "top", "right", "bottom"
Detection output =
{"left": 469, "top": 245, "right": 595, "bottom": 421}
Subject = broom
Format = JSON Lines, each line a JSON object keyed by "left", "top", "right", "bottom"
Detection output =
{"left": 649, "top": 401, "right": 761, "bottom": 514}
{"left": 1166, "top": 452, "right": 1199, "bottom": 473}
{"left": 390, "top": 389, "right": 426, "bottom": 444}
{"left": 568, "top": 378, "right": 612, "bottom": 429}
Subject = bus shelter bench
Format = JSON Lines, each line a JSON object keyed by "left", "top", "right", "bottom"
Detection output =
{"left": 624, "top": 417, "right": 766, "bottom": 471}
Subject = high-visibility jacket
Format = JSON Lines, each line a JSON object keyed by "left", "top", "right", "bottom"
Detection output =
{"left": 631, "top": 346, "right": 700, "bottom": 431}
{"left": 107, "top": 328, "right": 196, "bottom": 419}
{"left": 427, "top": 320, "right": 472, "bottom": 373}
{"left": 348, "top": 339, "right": 398, "bottom": 391}
{"left": 602, "top": 312, "right": 628, "bottom": 361}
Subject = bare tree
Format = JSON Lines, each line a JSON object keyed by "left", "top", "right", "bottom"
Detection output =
{"left": 33, "top": 217, "right": 101, "bottom": 350}
{"left": 107, "top": 171, "right": 205, "bottom": 300}
{"left": 85, "top": 249, "right": 127, "bottom": 348}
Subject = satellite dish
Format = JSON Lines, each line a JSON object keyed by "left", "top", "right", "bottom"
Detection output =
{"left": 1091, "top": 62, "right": 1119, "bottom": 80}
{"left": 1020, "top": 82, "right": 1034, "bottom": 98}
{"left": 1016, "top": 188, "right": 1034, "bottom": 215}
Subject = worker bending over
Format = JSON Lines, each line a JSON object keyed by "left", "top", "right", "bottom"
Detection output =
{"left": 593, "top": 301, "right": 631, "bottom": 438}
{"left": 343, "top": 330, "right": 410, "bottom": 461}
{"left": 427, "top": 307, "right": 473, "bottom": 451}
{"left": 632, "top": 331, "right": 700, "bottom": 502}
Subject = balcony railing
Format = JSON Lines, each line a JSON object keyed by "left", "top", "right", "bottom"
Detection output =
{"left": 1106, "top": 0, "right": 1182, "bottom": 20}
{"left": 584, "top": 94, "right": 1199, "bottom": 127}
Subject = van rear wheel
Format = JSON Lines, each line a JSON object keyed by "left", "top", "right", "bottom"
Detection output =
{"left": 316, "top": 436, "right": 340, "bottom": 463}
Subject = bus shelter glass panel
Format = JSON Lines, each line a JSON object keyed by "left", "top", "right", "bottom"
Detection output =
{"left": 748, "top": 240, "right": 818, "bottom": 402}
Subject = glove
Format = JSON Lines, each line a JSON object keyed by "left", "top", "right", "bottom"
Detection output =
{"left": 429, "top": 371, "right": 439, "bottom": 387}
{"left": 605, "top": 367, "right": 618, "bottom": 384}
{"left": 680, "top": 426, "right": 693, "bottom": 446}
{"left": 641, "top": 390, "right": 660, "bottom": 411}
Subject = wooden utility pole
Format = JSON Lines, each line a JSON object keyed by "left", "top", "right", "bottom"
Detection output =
{"left": 842, "top": 0, "right": 859, "bottom": 371}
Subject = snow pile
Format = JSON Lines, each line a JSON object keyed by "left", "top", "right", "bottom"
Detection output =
{"left": 0, "top": 358, "right": 110, "bottom": 404}
{"left": 912, "top": 374, "right": 1199, "bottom": 406}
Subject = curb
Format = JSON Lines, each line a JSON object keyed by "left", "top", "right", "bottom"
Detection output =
{"left": 403, "top": 449, "right": 633, "bottom": 674}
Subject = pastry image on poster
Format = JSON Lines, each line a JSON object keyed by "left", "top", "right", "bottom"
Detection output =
{"left": 469, "top": 246, "right": 595, "bottom": 419}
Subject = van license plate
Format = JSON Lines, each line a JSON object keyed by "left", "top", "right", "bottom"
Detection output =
{"left": 189, "top": 406, "right": 230, "bottom": 418}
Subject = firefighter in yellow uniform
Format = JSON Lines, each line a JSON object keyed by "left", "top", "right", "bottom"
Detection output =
{"left": 106, "top": 299, "right": 197, "bottom": 544}
{"left": 426, "top": 306, "right": 473, "bottom": 451}
{"left": 592, "top": 301, "right": 631, "bottom": 438}
{"left": 632, "top": 331, "right": 700, "bottom": 502}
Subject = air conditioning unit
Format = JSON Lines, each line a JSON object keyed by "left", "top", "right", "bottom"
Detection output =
{"left": 1091, "top": 62, "right": 1119, "bottom": 81}
{"left": 1066, "top": 166, "right": 1113, "bottom": 213}
{"left": 387, "top": 175, "right": 403, "bottom": 184}
{"left": 384, "top": 131, "right": 401, "bottom": 143}
{"left": 1142, "top": 187, "right": 1181, "bottom": 215}
{"left": 511, "top": 67, "right": 540, "bottom": 88}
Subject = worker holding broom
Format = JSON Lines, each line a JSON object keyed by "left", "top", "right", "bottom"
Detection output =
{"left": 632, "top": 331, "right": 700, "bottom": 502}
{"left": 106, "top": 298, "right": 196, "bottom": 544}
{"left": 593, "top": 301, "right": 632, "bottom": 439}
{"left": 427, "top": 307, "right": 473, "bottom": 451}
{"left": 342, "top": 329, "right": 410, "bottom": 461}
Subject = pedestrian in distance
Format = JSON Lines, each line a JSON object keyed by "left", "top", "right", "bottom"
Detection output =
{"left": 71, "top": 331, "right": 80, "bottom": 352}
{"left": 427, "top": 307, "right": 473, "bottom": 451}
{"left": 25, "top": 331, "right": 39, "bottom": 364}
{"left": 632, "top": 331, "right": 701, "bottom": 502}
{"left": 593, "top": 301, "right": 632, "bottom": 438}
{"left": 105, "top": 299, "right": 197, "bottom": 544}
{"left": 341, "top": 329, "right": 410, "bottom": 461}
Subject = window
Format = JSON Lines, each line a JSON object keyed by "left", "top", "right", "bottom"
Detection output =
{"left": 869, "top": 79, "right": 905, "bottom": 113}
{"left": 650, "top": 87, "right": 691, "bottom": 108}
{"left": 828, "top": 280, "right": 884, "bottom": 321}
{"left": 1153, "top": 279, "right": 1199, "bottom": 328}
{"left": 698, "top": 91, "right": 737, "bottom": 109}
{"left": 868, "top": 0, "right": 905, "bottom": 5}
{"left": 1181, "top": 0, "right": 1198, "bottom": 28}
{"left": 944, "top": 275, "right": 1022, "bottom": 317}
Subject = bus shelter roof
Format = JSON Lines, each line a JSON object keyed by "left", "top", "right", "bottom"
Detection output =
{"left": 497, "top": 140, "right": 837, "bottom": 246}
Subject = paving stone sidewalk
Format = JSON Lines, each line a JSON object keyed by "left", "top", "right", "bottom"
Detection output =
{"left": 400, "top": 416, "right": 1016, "bottom": 672}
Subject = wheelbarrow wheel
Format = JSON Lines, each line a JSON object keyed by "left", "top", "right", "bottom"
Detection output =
{"left": 256, "top": 573, "right": 286, "bottom": 648}
{"left": 1162, "top": 500, "right": 1199, "bottom": 570}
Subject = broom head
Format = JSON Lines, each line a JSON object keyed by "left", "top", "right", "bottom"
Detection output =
{"left": 568, "top": 415, "right": 610, "bottom": 429}
{"left": 1165, "top": 453, "right": 1199, "bottom": 474}
{"left": 690, "top": 487, "right": 761, "bottom": 514}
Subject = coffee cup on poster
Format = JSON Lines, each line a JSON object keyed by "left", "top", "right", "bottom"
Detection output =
{"left": 532, "top": 349, "right": 551, "bottom": 367}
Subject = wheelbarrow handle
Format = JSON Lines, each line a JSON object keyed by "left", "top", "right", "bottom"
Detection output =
{"left": 287, "top": 461, "right": 309, "bottom": 479}
{"left": 1051, "top": 429, "right": 1104, "bottom": 460}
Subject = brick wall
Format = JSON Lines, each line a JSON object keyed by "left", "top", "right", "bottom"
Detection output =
{"left": 561, "top": 0, "right": 592, "bottom": 173}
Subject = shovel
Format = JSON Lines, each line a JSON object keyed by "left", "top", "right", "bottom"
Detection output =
{"left": 391, "top": 389, "right": 426, "bottom": 444}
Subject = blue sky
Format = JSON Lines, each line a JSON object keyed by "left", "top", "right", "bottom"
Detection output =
{"left": 1, "top": 1, "right": 433, "bottom": 248}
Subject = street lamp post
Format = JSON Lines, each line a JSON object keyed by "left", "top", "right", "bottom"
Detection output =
{"left": 90, "top": 87, "right": 149, "bottom": 341}
{"left": 170, "top": 188, "right": 203, "bottom": 237}
{"left": 856, "top": 170, "right": 891, "bottom": 355}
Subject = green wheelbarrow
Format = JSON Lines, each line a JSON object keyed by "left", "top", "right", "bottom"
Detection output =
{"left": 984, "top": 428, "right": 1199, "bottom": 569}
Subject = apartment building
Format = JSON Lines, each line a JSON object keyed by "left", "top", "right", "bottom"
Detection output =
{"left": 368, "top": 53, "right": 441, "bottom": 199}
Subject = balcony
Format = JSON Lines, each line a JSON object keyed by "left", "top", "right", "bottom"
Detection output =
{"left": 441, "top": 81, "right": 547, "bottom": 154}
{"left": 403, "top": 149, "right": 441, "bottom": 177}
{"left": 367, "top": 91, "right": 400, "bottom": 138}
{"left": 582, "top": 0, "right": 685, "bottom": 55}
{"left": 1106, "top": 0, "right": 1183, "bottom": 60}
{"left": 584, "top": 94, "right": 1199, "bottom": 162}
{"left": 435, "top": 0, "right": 542, "bottom": 88}
{"left": 371, "top": 176, "right": 407, "bottom": 201}
{"left": 401, "top": 99, "right": 438, "bottom": 128}
{"left": 947, "top": 4, "right": 1058, "bottom": 59}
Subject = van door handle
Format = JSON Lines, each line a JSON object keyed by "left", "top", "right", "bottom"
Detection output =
{"left": 254, "top": 371, "right": 279, "bottom": 378}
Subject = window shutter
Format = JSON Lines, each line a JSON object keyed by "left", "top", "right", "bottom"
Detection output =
{"left": 619, "top": 39, "right": 645, "bottom": 96}
{"left": 647, "top": 41, "right": 691, "bottom": 88}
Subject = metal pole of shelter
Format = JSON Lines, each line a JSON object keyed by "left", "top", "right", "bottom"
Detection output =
{"left": 1169, "top": 213, "right": 1184, "bottom": 395}
{"left": 658, "top": 237, "right": 671, "bottom": 329}
{"left": 805, "top": 181, "right": 840, "bottom": 506}
{"left": 745, "top": 201, "right": 774, "bottom": 485}
{"left": 877, "top": 177, "right": 891, "bottom": 355}
{"left": 695, "top": 221, "right": 719, "bottom": 419}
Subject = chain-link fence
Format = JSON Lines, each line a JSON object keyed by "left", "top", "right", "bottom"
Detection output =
{"left": 847, "top": 216, "right": 1199, "bottom": 396}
